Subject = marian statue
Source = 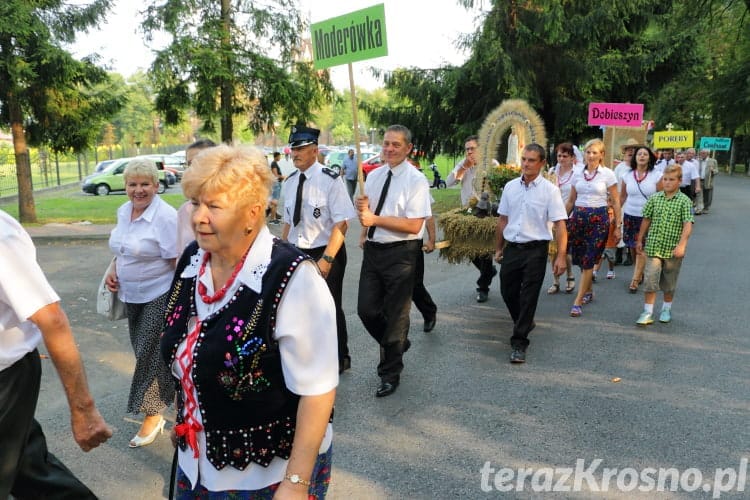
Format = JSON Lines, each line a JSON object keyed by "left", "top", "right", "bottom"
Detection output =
{"left": 505, "top": 124, "right": 525, "bottom": 166}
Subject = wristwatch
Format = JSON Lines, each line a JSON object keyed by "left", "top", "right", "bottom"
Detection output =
{"left": 285, "top": 473, "right": 311, "bottom": 486}
{"left": 322, "top": 254, "right": 335, "bottom": 264}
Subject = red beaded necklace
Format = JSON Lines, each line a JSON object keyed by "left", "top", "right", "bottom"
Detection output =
{"left": 557, "top": 166, "right": 574, "bottom": 187}
{"left": 583, "top": 167, "right": 599, "bottom": 182}
{"left": 197, "top": 249, "right": 250, "bottom": 304}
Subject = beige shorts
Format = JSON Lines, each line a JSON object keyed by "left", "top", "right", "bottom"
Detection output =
{"left": 643, "top": 256, "right": 683, "bottom": 294}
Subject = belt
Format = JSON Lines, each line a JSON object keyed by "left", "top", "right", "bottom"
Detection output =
{"left": 505, "top": 240, "right": 548, "bottom": 249}
{"left": 297, "top": 245, "right": 327, "bottom": 253}
{"left": 365, "top": 240, "right": 416, "bottom": 249}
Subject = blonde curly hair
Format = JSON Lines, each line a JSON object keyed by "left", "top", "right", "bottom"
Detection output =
{"left": 181, "top": 144, "right": 273, "bottom": 212}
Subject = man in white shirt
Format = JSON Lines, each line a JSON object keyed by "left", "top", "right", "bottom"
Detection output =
{"left": 0, "top": 210, "right": 112, "bottom": 498}
{"left": 446, "top": 135, "right": 498, "bottom": 303}
{"left": 356, "top": 124, "right": 431, "bottom": 397}
{"left": 494, "top": 144, "right": 568, "bottom": 364}
{"left": 676, "top": 151, "right": 701, "bottom": 204}
{"left": 655, "top": 148, "right": 675, "bottom": 173}
{"left": 282, "top": 125, "right": 356, "bottom": 374}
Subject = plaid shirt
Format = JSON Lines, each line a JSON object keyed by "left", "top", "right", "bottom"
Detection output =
{"left": 642, "top": 191, "right": 694, "bottom": 258}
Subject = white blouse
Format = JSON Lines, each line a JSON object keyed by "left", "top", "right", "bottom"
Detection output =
{"left": 622, "top": 169, "right": 662, "bottom": 217}
{"left": 109, "top": 196, "right": 177, "bottom": 303}
{"left": 572, "top": 166, "right": 617, "bottom": 208}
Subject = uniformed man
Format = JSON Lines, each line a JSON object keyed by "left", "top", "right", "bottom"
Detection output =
{"left": 356, "top": 124, "right": 432, "bottom": 397}
{"left": 281, "top": 125, "right": 356, "bottom": 373}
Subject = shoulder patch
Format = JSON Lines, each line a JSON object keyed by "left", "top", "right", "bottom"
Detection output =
{"left": 285, "top": 170, "right": 298, "bottom": 182}
{"left": 321, "top": 167, "right": 339, "bottom": 179}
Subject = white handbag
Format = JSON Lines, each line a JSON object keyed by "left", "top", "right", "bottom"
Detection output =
{"left": 96, "top": 269, "right": 127, "bottom": 321}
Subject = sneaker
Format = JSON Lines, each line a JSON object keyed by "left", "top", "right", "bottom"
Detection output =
{"left": 509, "top": 349, "right": 526, "bottom": 364}
{"left": 636, "top": 311, "right": 654, "bottom": 326}
{"left": 606, "top": 270, "right": 615, "bottom": 279}
{"left": 659, "top": 309, "right": 672, "bottom": 323}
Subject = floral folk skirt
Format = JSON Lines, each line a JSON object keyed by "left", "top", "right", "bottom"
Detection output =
{"left": 567, "top": 206, "right": 608, "bottom": 270}
{"left": 175, "top": 446, "right": 332, "bottom": 499}
{"left": 622, "top": 213, "right": 643, "bottom": 248}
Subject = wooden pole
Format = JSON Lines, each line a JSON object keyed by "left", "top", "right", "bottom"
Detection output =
{"left": 348, "top": 63, "right": 365, "bottom": 195}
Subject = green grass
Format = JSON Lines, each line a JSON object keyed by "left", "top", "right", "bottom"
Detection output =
{"left": 1, "top": 183, "right": 465, "bottom": 225}
{"left": 0, "top": 186, "right": 186, "bottom": 224}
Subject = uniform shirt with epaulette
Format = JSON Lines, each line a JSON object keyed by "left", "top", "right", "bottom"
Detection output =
{"left": 281, "top": 161, "right": 356, "bottom": 249}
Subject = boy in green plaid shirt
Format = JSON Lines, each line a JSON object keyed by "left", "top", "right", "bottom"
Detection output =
{"left": 634, "top": 164, "right": 694, "bottom": 325}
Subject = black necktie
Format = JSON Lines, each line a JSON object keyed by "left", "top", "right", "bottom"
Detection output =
{"left": 368, "top": 170, "right": 392, "bottom": 239}
{"left": 293, "top": 173, "right": 306, "bottom": 226}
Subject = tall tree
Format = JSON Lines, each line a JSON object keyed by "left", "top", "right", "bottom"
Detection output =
{"left": 143, "top": 0, "right": 332, "bottom": 143}
{"left": 0, "top": 0, "right": 114, "bottom": 222}
{"left": 375, "top": 1, "right": 707, "bottom": 154}
{"left": 454, "top": 0, "right": 702, "bottom": 146}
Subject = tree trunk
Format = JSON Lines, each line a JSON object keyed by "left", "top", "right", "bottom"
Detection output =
{"left": 220, "top": 0, "right": 233, "bottom": 143}
{"left": 9, "top": 93, "right": 37, "bottom": 223}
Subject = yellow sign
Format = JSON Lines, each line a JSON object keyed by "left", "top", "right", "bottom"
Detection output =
{"left": 653, "top": 131, "right": 694, "bottom": 149}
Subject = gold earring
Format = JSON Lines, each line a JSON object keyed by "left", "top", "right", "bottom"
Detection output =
{"left": 244, "top": 227, "right": 252, "bottom": 235}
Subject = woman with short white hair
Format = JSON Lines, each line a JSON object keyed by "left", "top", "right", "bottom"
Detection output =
{"left": 105, "top": 157, "right": 178, "bottom": 448}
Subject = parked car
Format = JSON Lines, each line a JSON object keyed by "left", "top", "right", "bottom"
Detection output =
{"left": 94, "top": 159, "right": 116, "bottom": 174}
{"left": 328, "top": 150, "right": 377, "bottom": 176}
{"left": 361, "top": 155, "right": 384, "bottom": 177}
{"left": 143, "top": 154, "right": 186, "bottom": 181}
{"left": 81, "top": 157, "right": 171, "bottom": 195}
{"left": 325, "top": 150, "right": 347, "bottom": 175}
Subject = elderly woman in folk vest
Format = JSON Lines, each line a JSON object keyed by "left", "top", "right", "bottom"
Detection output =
{"left": 161, "top": 144, "right": 337, "bottom": 498}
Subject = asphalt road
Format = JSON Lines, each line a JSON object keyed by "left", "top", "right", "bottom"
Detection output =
{"left": 31, "top": 174, "right": 750, "bottom": 499}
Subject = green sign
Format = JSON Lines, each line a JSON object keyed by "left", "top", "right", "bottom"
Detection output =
{"left": 699, "top": 136, "right": 731, "bottom": 151}
{"left": 311, "top": 4, "right": 388, "bottom": 70}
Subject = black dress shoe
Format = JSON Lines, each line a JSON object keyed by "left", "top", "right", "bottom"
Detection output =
{"left": 509, "top": 349, "right": 526, "bottom": 364}
{"left": 375, "top": 381, "right": 399, "bottom": 397}
{"left": 423, "top": 317, "right": 436, "bottom": 332}
{"left": 338, "top": 357, "right": 351, "bottom": 374}
{"left": 476, "top": 290, "right": 488, "bottom": 303}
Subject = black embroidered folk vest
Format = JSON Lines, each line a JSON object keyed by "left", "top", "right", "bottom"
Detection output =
{"left": 161, "top": 240, "right": 310, "bottom": 470}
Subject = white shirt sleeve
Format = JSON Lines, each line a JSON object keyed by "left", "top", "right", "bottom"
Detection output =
{"left": 274, "top": 261, "right": 338, "bottom": 395}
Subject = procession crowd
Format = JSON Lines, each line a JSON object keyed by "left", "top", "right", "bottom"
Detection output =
{"left": 0, "top": 124, "right": 717, "bottom": 498}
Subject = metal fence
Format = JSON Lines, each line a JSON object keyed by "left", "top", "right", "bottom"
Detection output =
{"left": 0, "top": 145, "right": 186, "bottom": 198}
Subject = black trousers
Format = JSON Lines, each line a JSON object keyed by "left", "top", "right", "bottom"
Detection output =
{"left": 500, "top": 242, "right": 549, "bottom": 350}
{"left": 0, "top": 350, "right": 96, "bottom": 499}
{"left": 680, "top": 185, "right": 694, "bottom": 202}
{"left": 472, "top": 254, "right": 496, "bottom": 292}
{"left": 299, "top": 245, "right": 349, "bottom": 362}
{"left": 412, "top": 239, "right": 437, "bottom": 321}
{"left": 702, "top": 181, "right": 714, "bottom": 209}
{"left": 358, "top": 240, "right": 420, "bottom": 383}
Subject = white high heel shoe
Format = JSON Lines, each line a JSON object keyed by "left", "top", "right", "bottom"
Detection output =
{"left": 129, "top": 416, "right": 166, "bottom": 448}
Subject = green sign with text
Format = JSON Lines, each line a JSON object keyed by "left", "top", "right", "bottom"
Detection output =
{"left": 311, "top": 4, "right": 388, "bottom": 70}
{"left": 699, "top": 137, "right": 731, "bottom": 151}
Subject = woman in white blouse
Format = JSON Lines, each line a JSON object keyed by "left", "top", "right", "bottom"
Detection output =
{"left": 105, "top": 158, "right": 177, "bottom": 448}
{"left": 620, "top": 146, "right": 663, "bottom": 293}
{"left": 547, "top": 142, "right": 582, "bottom": 295}
{"left": 565, "top": 139, "right": 621, "bottom": 317}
